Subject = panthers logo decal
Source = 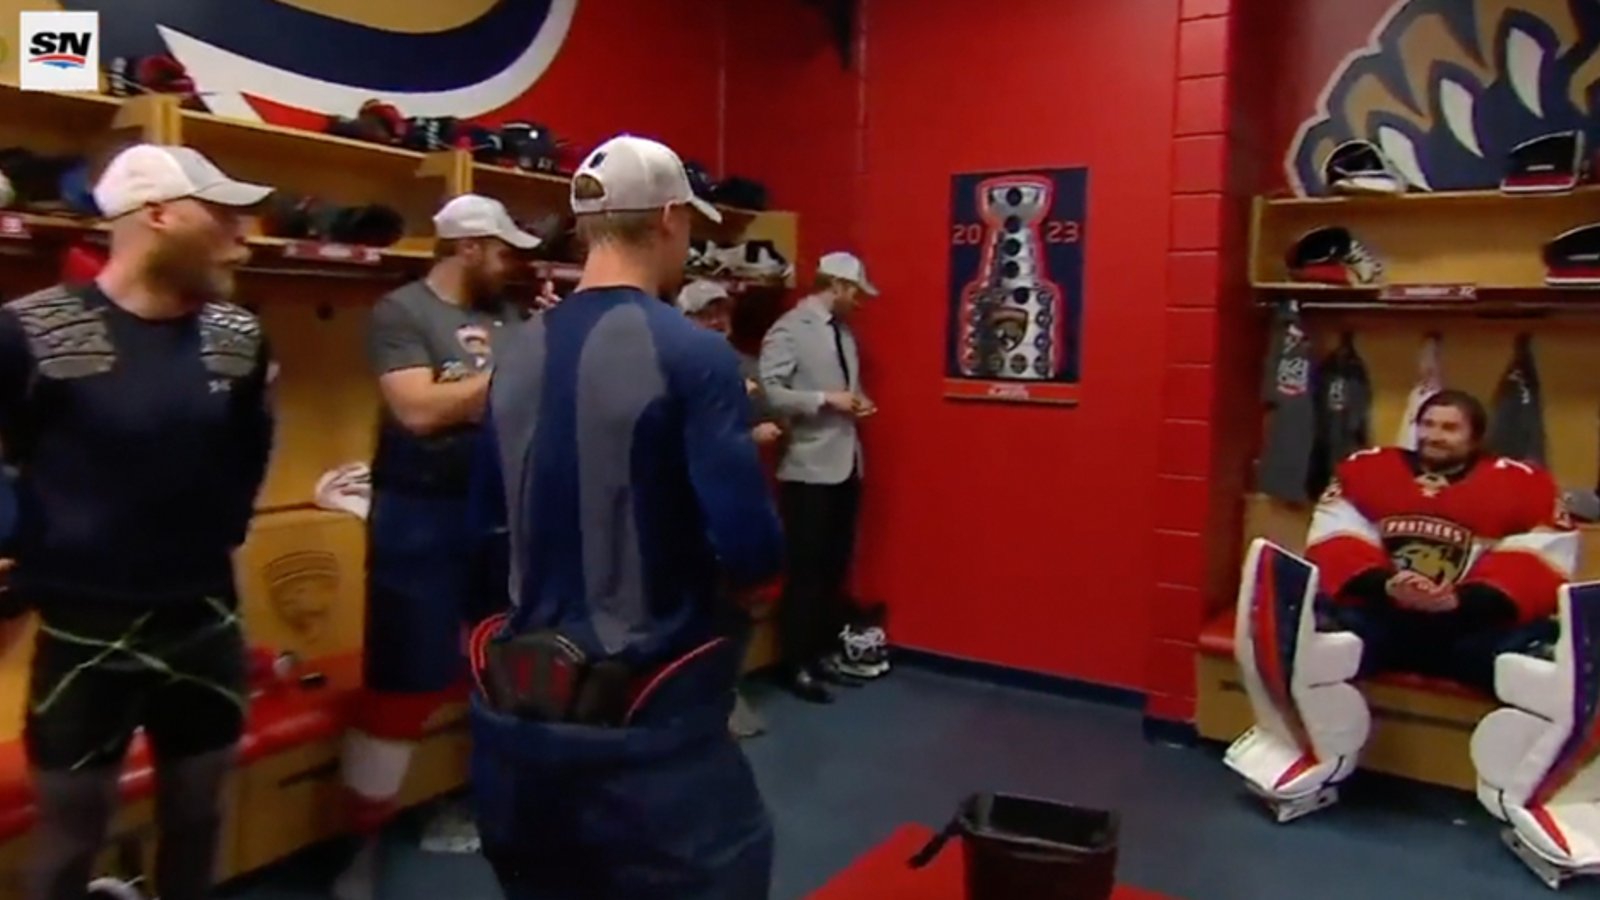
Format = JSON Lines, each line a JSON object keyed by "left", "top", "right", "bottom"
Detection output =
{"left": 265, "top": 550, "right": 339, "bottom": 645}
{"left": 1287, "top": 0, "right": 1600, "bottom": 194}
{"left": 30, "top": 0, "right": 576, "bottom": 122}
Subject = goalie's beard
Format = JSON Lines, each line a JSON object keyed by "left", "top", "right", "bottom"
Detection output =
{"left": 1417, "top": 445, "right": 1477, "bottom": 476}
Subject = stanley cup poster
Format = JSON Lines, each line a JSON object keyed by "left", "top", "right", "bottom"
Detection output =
{"left": 945, "top": 167, "right": 1087, "bottom": 405}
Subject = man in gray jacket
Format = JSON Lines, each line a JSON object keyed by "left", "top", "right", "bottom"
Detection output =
{"left": 759, "top": 252, "right": 879, "bottom": 703}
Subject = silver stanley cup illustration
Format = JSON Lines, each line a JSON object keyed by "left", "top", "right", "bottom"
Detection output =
{"left": 956, "top": 176, "right": 1066, "bottom": 381}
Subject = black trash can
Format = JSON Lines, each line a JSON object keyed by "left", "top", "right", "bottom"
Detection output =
{"left": 910, "top": 793, "right": 1119, "bottom": 900}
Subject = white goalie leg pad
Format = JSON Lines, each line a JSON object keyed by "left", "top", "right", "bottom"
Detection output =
{"left": 1472, "top": 581, "right": 1600, "bottom": 880}
{"left": 1225, "top": 539, "right": 1371, "bottom": 804}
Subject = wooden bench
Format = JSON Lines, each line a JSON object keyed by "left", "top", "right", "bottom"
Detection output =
{"left": 1196, "top": 494, "right": 1600, "bottom": 791}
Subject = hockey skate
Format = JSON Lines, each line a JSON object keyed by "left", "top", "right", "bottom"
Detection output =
{"left": 1225, "top": 539, "right": 1370, "bottom": 823}
{"left": 1473, "top": 580, "right": 1600, "bottom": 890}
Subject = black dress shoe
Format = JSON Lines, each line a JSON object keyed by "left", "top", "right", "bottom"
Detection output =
{"left": 816, "top": 656, "right": 867, "bottom": 687}
{"left": 786, "top": 668, "right": 834, "bottom": 704}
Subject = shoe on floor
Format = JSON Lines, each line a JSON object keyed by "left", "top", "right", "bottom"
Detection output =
{"left": 818, "top": 654, "right": 870, "bottom": 686}
{"left": 730, "top": 690, "right": 766, "bottom": 738}
{"left": 786, "top": 667, "right": 835, "bottom": 704}
{"left": 839, "top": 625, "right": 889, "bottom": 679}
{"left": 419, "top": 799, "right": 481, "bottom": 854}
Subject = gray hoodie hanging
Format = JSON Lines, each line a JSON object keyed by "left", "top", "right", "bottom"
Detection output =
{"left": 1258, "top": 301, "right": 1316, "bottom": 503}
{"left": 1308, "top": 331, "right": 1371, "bottom": 497}
{"left": 1486, "top": 334, "right": 1547, "bottom": 466}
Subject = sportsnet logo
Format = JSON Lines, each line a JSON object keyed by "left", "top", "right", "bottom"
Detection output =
{"left": 19, "top": 11, "right": 99, "bottom": 91}
{"left": 29, "top": 34, "right": 88, "bottom": 69}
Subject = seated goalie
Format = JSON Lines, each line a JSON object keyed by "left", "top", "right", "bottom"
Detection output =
{"left": 1226, "top": 390, "right": 1583, "bottom": 829}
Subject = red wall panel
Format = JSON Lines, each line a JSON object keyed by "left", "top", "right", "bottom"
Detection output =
{"left": 725, "top": 0, "right": 1182, "bottom": 690}
{"left": 501, "top": 0, "right": 726, "bottom": 165}
{"left": 852, "top": 0, "right": 1178, "bottom": 689}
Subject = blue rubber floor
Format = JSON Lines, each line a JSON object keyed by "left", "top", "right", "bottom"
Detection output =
{"left": 221, "top": 665, "right": 1565, "bottom": 900}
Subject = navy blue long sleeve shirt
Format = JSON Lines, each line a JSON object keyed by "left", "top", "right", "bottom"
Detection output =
{"left": 470, "top": 286, "right": 782, "bottom": 668}
{"left": 0, "top": 284, "right": 274, "bottom": 606}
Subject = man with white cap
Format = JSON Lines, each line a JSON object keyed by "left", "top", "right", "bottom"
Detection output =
{"left": 677, "top": 279, "right": 785, "bottom": 740}
{"left": 466, "top": 135, "right": 782, "bottom": 898}
{"left": 0, "top": 145, "right": 274, "bottom": 900}
{"left": 333, "top": 193, "right": 538, "bottom": 899}
{"left": 677, "top": 278, "right": 784, "bottom": 448}
{"left": 760, "top": 251, "right": 886, "bottom": 703}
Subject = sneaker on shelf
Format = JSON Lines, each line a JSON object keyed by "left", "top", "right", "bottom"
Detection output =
{"left": 716, "top": 240, "right": 792, "bottom": 282}
{"left": 85, "top": 878, "right": 146, "bottom": 900}
{"left": 687, "top": 239, "right": 723, "bottom": 275}
{"left": 729, "top": 689, "right": 766, "bottom": 738}
{"left": 860, "top": 624, "right": 891, "bottom": 677}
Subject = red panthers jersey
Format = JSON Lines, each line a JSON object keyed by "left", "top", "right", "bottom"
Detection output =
{"left": 1306, "top": 447, "right": 1578, "bottom": 623}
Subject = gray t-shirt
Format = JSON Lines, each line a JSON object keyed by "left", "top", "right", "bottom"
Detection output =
{"left": 368, "top": 279, "right": 515, "bottom": 493}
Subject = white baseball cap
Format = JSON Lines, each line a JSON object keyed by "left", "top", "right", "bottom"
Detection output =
{"left": 677, "top": 279, "right": 731, "bottom": 314}
{"left": 93, "top": 144, "right": 274, "bottom": 219}
{"left": 432, "top": 194, "right": 540, "bottom": 249}
{"left": 818, "top": 251, "right": 878, "bottom": 296}
{"left": 571, "top": 135, "right": 722, "bottom": 224}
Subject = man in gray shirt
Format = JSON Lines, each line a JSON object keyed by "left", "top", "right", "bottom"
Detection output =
{"left": 335, "top": 194, "right": 538, "bottom": 900}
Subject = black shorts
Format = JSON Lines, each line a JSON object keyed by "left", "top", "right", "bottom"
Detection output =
{"left": 1322, "top": 601, "right": 1557, "bottom": 696}
{"left": 24, "top": 594, "right": 247, "bottom": 772}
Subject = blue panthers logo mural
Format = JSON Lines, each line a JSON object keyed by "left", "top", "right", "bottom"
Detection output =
{"left": 1288, "top": 0, "right": 1600, "bottom": 195}
{"left": 43, "top": 0, "right": 576, "bottom": 121}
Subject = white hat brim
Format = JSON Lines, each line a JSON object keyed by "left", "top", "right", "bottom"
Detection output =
{"left": 687, "top": 195, "right": 723, "bottom": 224}
{"left": 192, "top": 179, "right": 274, "bottom": 209}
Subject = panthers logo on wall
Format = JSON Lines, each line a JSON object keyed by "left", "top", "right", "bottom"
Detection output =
{"left": 6, "top": 0, "right": 576, "bottom": 121}
{"left": 1287, "top": 0, "right": 1600, "bottom": 194}
{"left": 265, "top": 550, "right": 339, "bottom": 645}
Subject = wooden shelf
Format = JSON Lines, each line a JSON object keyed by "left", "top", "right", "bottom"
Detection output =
{"left": 1257, "top": 185, "right": 1600, "bottom": 209}
{"left": 467, "top": 160, "right": 762, "bottom": 243}
{"left": 1249, "top": 187, "right": 1599, "bottom": 289}
{"left": 0, "top": 87, "right": 799, "bottom": 289}
{"left": 1252, "top": 281, "right": 1600, "bottom": 315}
{"left": 0, "top": 210, "right": 430, "bottom": 280}
{"left": 528, "top": 260, "right": 791, "bottom": 295}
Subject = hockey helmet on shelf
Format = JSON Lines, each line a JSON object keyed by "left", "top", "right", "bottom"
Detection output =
{"left": 1321, "top": 140, "right": 1406, "bottom": 195}
{"left": 1544, "top": 223, "right": 1600, "bottom": 286}
{"left": 1502, "top": 130, "right": 1587, "bottom": 195}
{"left": 1287, "top": 226, "right": 1383, "bottom": 286}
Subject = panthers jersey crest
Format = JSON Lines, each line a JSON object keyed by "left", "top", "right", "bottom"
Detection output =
{"left": 1288, "top": 0, "right": 1600, "bottom": 194}
{"left": 1382, "top": 515, "right": 1473, "bottom": 585}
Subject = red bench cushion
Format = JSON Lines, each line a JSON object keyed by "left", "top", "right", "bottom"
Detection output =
{"left": 1199, "top": 610, "right": 1490, "bottom": 702}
